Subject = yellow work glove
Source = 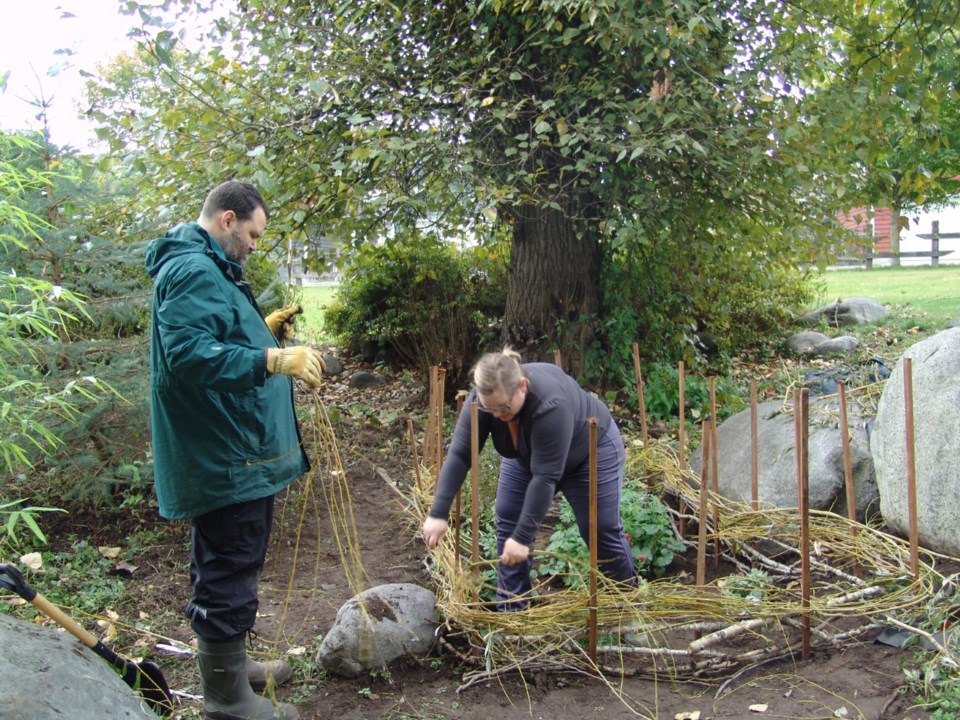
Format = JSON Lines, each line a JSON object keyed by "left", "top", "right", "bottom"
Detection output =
{"left": 264, "top": 304, "right": 303, "bottom": 343}
{"left": 265, "top": 347, "right": 326, "bottom": 387}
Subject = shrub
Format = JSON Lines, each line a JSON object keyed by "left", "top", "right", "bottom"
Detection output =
{"left": 325, "top": 231, "right": 507, "bottom": 388}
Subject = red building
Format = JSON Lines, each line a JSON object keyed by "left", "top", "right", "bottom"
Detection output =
{"left": 838, "top": 207, "right": 894, "bottom": 252}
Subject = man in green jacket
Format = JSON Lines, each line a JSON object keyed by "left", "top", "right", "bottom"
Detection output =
{"left": 146, "top": 180, "right": 322, "bottom": 720}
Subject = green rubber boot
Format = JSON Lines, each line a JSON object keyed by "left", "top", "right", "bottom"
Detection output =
{"left": 246, "top": 654, "right": 293, "bottom": 691}
{"left": 197, "top": 638, "right": 299, "bottom": 720}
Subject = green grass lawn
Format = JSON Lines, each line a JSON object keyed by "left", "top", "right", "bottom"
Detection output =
{"left": 295, "top": 284, "right": 338, "bottom": 343}
{"left": 811, "top": 266, "right": 960, "bottom": 326}
{"left": 290, "top": 267, "right": 959, "bottom": 346}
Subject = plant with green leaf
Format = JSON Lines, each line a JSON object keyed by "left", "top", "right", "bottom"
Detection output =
{"left": 325, "top": 230, "right": 507, "bottom": 387}
{"left": 0, "top": 499, "right": 66, "bottom": 554}
{"left": 539, "top": 485, "right": 684, "bottom": 590}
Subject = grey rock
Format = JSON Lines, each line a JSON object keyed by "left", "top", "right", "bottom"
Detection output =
{"left": 0, "top": 612, "right": 159, "bottom": 719}
{"left": 802, "top": 297, "right": 888, "bottom": 327}
{"left": 317, "top": 583, "right": 438, "bottom": 678}
{"left": 692, "top": 398, "right": 878, "bottom": 522}
{"left": 322, "top": 354, "right": 344, "bottom": 375}
{"left": 811, "top": 335, "right": 860, "bottom": 357}
{"left": 784, "top": 331, "right": 831, "bottom": 355}
{"left": 349, "top": 371, "right": 388, "bottom": 388}
{"left": 871, "top": 328, "right": 960, "bottom": 555}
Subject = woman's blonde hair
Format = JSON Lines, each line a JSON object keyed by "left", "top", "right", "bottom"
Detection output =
{"left": 473, "top": 346, "right": 523, "bottom": 396}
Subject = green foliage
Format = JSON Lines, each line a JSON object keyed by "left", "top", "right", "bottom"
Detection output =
{"left": 587, "top": 219, "right": 815, "bottom": 397}
{"left": 899, "top": 574, "right": 960, "bottom": 718}
{"left": 718, "top": 569, "right": 773, "bottom": 603}
{"left": 40, "top": 541, "right": 129, "bottom": 614}
{"left": 325, "top": 232, "right": 507, "bottom": 386}
{"left": 798, "top": 4, "right": 960, "bottom": 246}
{"left": 0, "top": 131, "right": 153, "bottom": 340}
{"left": 539, "top": 486, "right": 684, "bottom": 589}
{"left": 91, "top": 0, "right": 938, "bottom": 375}
{"left": 0, "top": 541, "right": 130, "bottom": 620}
{"left": 639, "top": 364, "right": 741, "bottom": 425}
{"left": 0, "top": 133, "right": 119, "bottom": 485}
{"left": 0, "top": 499, "right": 66, "bottom": 554}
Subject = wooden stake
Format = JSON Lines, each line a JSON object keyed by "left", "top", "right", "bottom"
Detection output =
{"left": 553, "top": 349, "right": 562, "bottom": 368}
{"left": 695, "top": 419, "right": 711, "bottom": 644}
{"left": 837, "top": 381, "right": 858, "bottom": 534}
{"left": 631, "top": 343, "right": 648, "bottom": 449}
{"left": 797, "top": 388, "right": 811, "bottom": 660}
{"left": 696, "top": 420, "right": 711, "bottom": 589}
{"left": 436, "top": 367, "right": 446, "bottom": 474}
{"left": 588, "top": 417, "right": 599, "bottom": 665}
{"left": 903, "top": 358, "right": 920, "bottom": 579}
{"left": 709, "top": 376, "right": 720, "bottom": 565}
{"left": 678, "top": 361, "right": 687, "bottom": 538}
{"left": 750, "top": 380, "right": 759, "bottom": 511}
{"left": 407, "top": 418, "right": 423, "bottom": 491}
{"left": 470, "top": 401, "right": 481, "bottom": 601}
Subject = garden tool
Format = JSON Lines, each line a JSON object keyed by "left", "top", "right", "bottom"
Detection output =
{"left": 0, "top": 563, "right": 174, "bottom": 716}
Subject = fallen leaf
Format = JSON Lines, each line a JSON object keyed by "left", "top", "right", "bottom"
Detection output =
{"left": 99, "top": 546, "right": 121, "bottom": 558}
{"left": 111, "top": 560, "right": 138, "bottom": 577}
{"left": 674, "top": 712, "right": 701, "bottom": 720}
{"left": 20, "top": 552, "right": 42, "bottom": 571}
{"left": 749, "top": 704, "right": 768, "bottom": 713}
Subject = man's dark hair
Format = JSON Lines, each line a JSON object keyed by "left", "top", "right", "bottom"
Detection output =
{"left": 200, "top": 180, "right": 270, "bottom": 221}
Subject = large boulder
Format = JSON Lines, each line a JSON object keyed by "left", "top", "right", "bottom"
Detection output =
{"left": 802, "top": 297, "right": 888, "bottom": 327}
{"left": 871, "top": 328, "right": 960, "bottom": 555}
{"left": 317, "top": 583, "right": 438, "bottom": 678}
{"left": 0, "top": 612, "right": 159, "bottom": 719}
{"left": 692, "top": 398, "right": 879, "bottom": 521}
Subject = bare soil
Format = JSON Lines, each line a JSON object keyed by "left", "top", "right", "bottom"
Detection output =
{"left": 32, "top": 354, "right": 937, "bottom": 720}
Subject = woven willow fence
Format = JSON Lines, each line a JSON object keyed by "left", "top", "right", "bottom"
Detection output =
{"left": 402, "top": 437, "right": 956, "bottom": 694}
{"left": 272, "top": 383, "right": 957, "bottom": 712}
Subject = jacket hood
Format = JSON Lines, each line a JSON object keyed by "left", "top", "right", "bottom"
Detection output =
{"left": 145, "top": 222, "right": 228, "bottom": 278}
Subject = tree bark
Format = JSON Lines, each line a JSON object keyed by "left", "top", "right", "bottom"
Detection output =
{"left": 502, "top": 202, "right": 601, "bottom": 376}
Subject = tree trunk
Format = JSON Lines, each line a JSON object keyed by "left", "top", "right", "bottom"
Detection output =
{"left": 889, "top": 206, "right": 901, "bottom": 268}
{"left": 502, "top": 203, "right": 601, "bottom": 376}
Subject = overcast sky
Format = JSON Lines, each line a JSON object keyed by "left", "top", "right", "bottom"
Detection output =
{"left": 0, "top": 1, "right": 141, "bottom": 148}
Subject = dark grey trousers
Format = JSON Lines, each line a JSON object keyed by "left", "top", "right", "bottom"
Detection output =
{"left": 187, "top": 495, "right": 274, "bottom": 642}
{"left": 494, "top": 423, "right": 635, "bottom": 610}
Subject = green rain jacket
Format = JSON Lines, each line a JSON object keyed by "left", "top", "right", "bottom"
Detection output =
{"left": 145, "top": 222, "right": 309, "bottom": 520}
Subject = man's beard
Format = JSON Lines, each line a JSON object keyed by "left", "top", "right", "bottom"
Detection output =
{"left": 223, "top": 226, "right": 248, "bottom": 265}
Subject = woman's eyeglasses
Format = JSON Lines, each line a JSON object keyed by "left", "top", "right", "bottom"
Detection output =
{"left": 477, "top": 390, "right": 515, "bottom": 414}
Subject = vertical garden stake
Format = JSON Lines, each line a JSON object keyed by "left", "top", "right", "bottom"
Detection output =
{"left": 631, "top": 343, "right": 649, "bottom": 450}
{"left": 678, "top": 361, "right": 687, "bottom": 537}
{"left": 470, "top": 400, "right": 481, "bottom": 601}
{"left": 696, "top": 420, "right": 711, "bottom": 589}
{"left": 750, "top": 380, "right": 759, "bottom": 510}
{"left": 588, "top": 417, "right": 599, "bottom": 665}
{"left": 797, "top": 388, "right": 811, "bottom": 660}
{"left": 709, "top": 376, "right": 720, "bottom": 565}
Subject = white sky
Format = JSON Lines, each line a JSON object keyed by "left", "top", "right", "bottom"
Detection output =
{"left": 0, "top": 1, "right": 141, "bottom": 148}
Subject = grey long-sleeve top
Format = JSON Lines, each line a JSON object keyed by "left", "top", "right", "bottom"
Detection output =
{"left": 428, "top": 363, "right": 614, "bottom": 546}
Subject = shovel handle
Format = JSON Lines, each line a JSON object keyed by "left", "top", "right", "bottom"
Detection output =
{"left": 31, "top": 591, "right": 100, "bottom": 649}
{"left": 0, "top": 564, "right": 98, "bottom": 648}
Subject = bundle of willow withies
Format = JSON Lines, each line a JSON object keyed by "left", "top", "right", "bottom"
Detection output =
{"left": 404, "top": 437, "right": 952, "bottom": 694}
